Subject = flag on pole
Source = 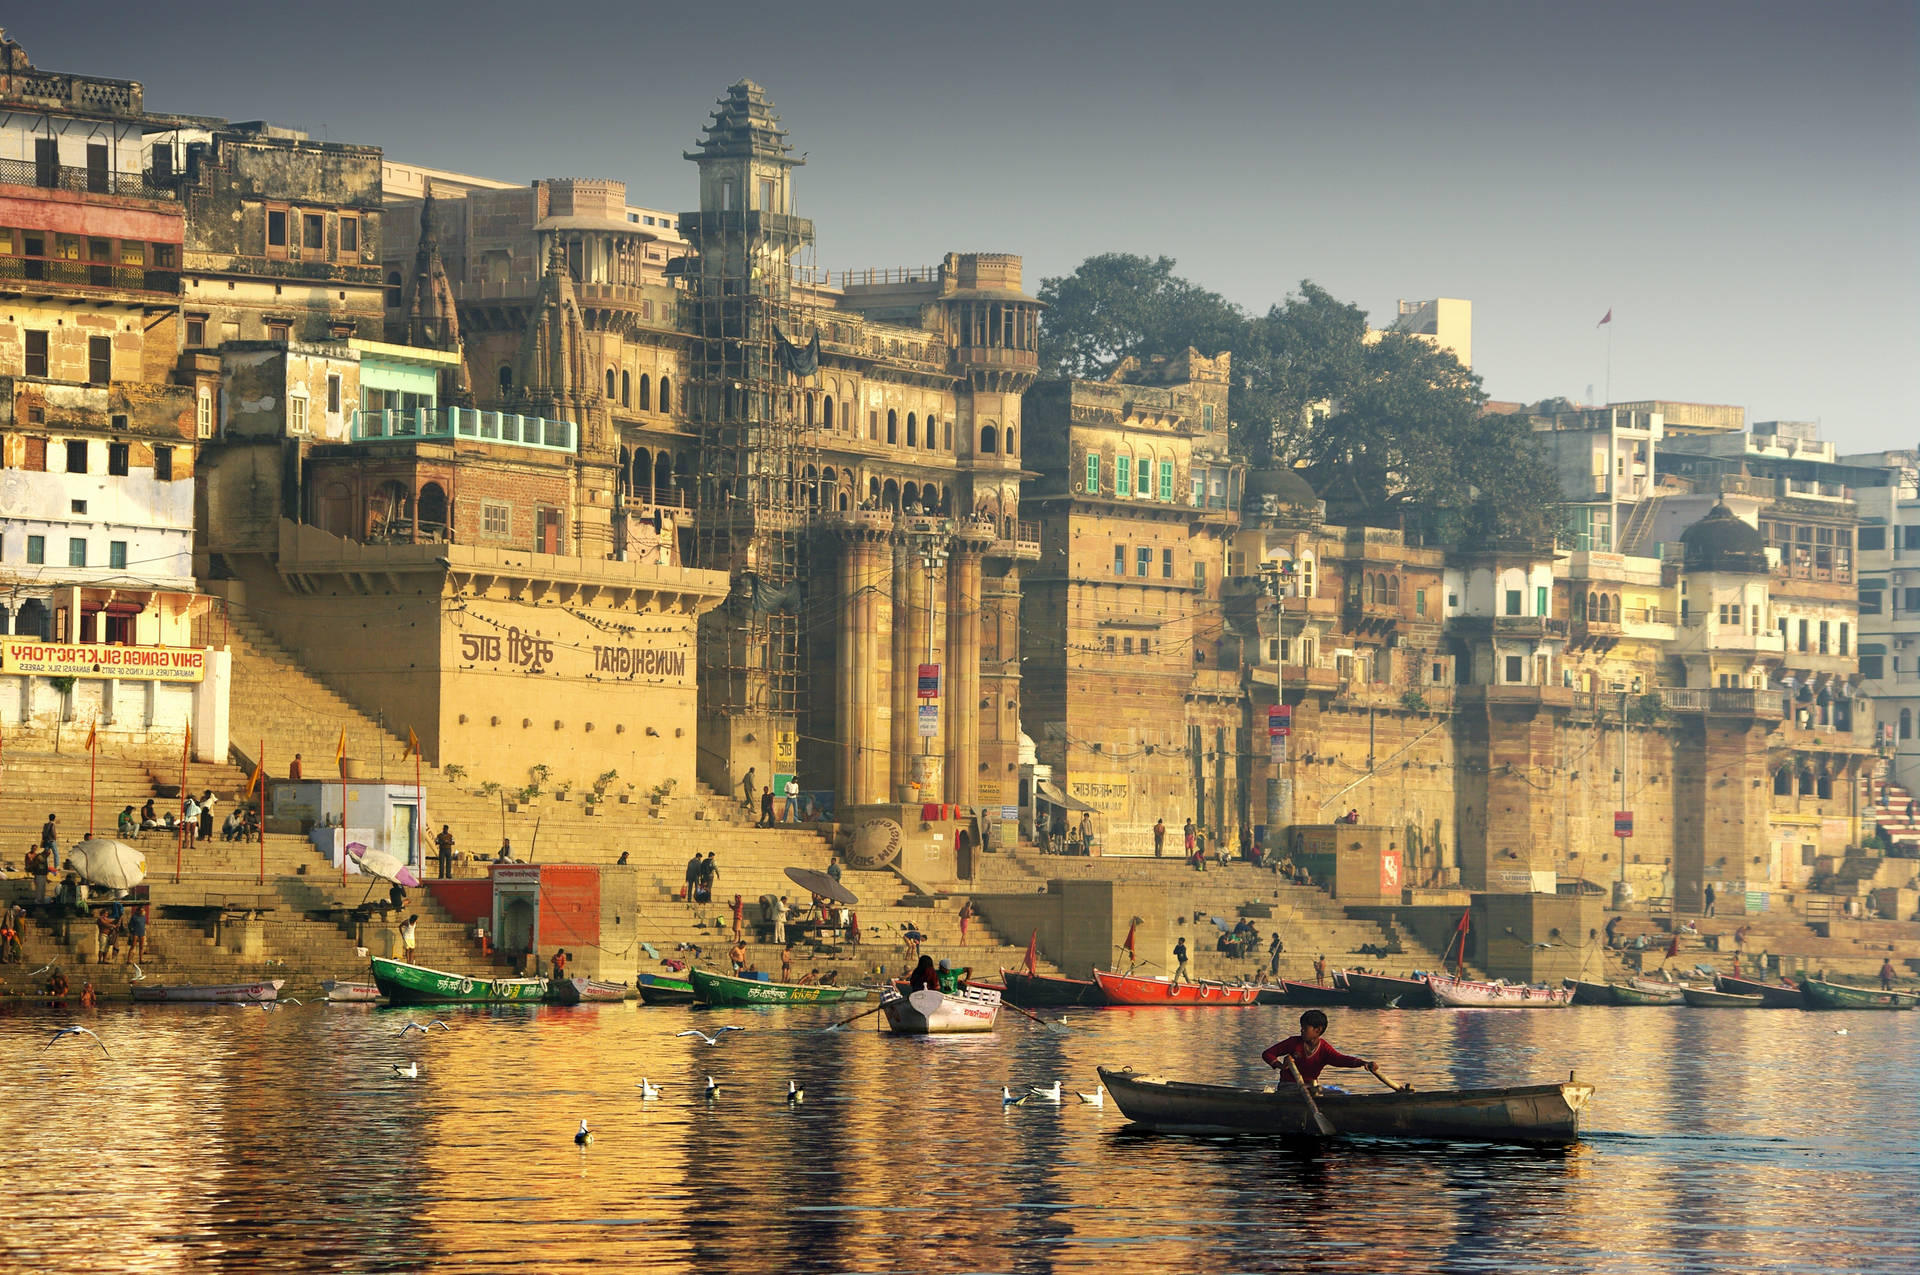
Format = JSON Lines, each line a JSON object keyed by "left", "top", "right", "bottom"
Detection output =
{"left": 1122, "top": 921, "right": 1137, "bottom": 961}
{"left": 403, "top": 726, "right": 420, "bottom": 761}
{"left": 84, "top": 723, "right": 97, "bottom": 752}
{"left": 1024, "top": 929, "right": 1038, "bottom": 978}
{"left": 242, "top": 758, "right": 266, "bottom": 801}
{"left": 1456, "top": 909, "right": 1471, "bottom": 936}
{"left": 1597, "top": 308, "right": 1613, "bottom": 327}
{"left": 334, "top": 728, "right": 346, "bottom": 765}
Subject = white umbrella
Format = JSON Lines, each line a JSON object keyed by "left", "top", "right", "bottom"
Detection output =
{"left": 346, "top": 842, "right": 421, "bottom": 888}
{"left": 69, "top": 838, "right": 146, "bottom": 891}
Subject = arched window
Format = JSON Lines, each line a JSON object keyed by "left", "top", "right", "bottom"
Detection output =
{"left": 805, "top": 395, "right": 816, "bottom": 427}
{"left": 823, "top": 396, "right": 834, "bottom": 429}
{"left": 606, "top": 368, "right": 617, "bottom": 399}
{"left": 1797, "top": 769, "right": 1814, "bottom": 796}
{"left": 886, "top": 409, "right": 898, "bottom": 444}
{"left": 418, "top": 482, "right": 449, "bottom": 538}
{"left": 882, "top": 479, "right": 900, "bottom": 510}
{"left": 1388, "top": 575, "right": 1400, "bottom": 606}
{"left": 1299, "top": 554, "right": 1317, "bottom": 598}
{"left": 903, "top": 481, "right": 920, "bottom": 511}
{"left": 943, "top": 420, "right": 951, "bottom": 450}
{"left": 1006, "top": 427, "right": 1017, "bottom": 456}
{"left": 1774, "top": 767, "right": 1792, "bottom": 795}
{"left": 385, "top": 271, "right": 403, "bottom": 307}
{"left": 638, "top": 374, "right": 651, "bottom": 410}
{"left": 1816, "top": 772, "right": 1833, "bottom": 800}
{"left": 906, "top": 412, "right": 918, "bottom": 447}
{"left": 658, "top": 376, "right": 671, "bottom": 414}
{"left": 926, "top": 418, "right": 938, "bottom": 450}
{"left": 498, "top": 365, "right": 514, "bottom": 393}
{"left": 634, "top": 448, "right": 653, "bottom": 501}
{"left": 621, "top": 371, "right": 631, "bottom": 407}
{"left": 981, "top": 425, "right": 998, "bottom": 454}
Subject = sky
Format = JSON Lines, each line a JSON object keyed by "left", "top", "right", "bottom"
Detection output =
{"left": 20, "top": 1, "right": 1918, "bottom": 452}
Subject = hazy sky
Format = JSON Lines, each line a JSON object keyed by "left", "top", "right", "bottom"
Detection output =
{"left": 23, "top": 2, "right": 1918, "bottom": 452}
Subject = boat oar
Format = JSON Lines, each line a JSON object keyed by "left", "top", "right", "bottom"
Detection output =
{"left": 1002, "top": 1000, "right": 1070, "bottom": 1035}
{"left": 1369, "top": 1066, "right": 1413, "bottom": 1094}
{"left": 1282, "top": 1057, "right": 1336, "bottom": 1136}
{"left": 816, "top": 1004, "right": 885, "bottom": 1034}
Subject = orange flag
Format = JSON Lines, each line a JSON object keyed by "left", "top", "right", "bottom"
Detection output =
{"left": 242, "top": 759, "right": 265, "bottom": 800}
{"left": 84, "top": 723, "right": 97, "bottom": 752}
{"left": 403, "top": 726, "right": 420, "bottom": 760}
{"left": 334, "top": 728, "right": 346, "bottom": 765}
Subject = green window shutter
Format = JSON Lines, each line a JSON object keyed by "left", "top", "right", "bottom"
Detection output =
{"left": 1116, "top": 456, "right": 1130, "bottom": 494}
{"left": 1159, "top": 461, "right": 1173, "bottom": 501}
{"left": 1086, "top": 454, "right": 1100, "bottom": 494}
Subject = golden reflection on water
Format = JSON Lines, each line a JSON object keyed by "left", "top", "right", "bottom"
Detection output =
{"left": 2, "top": 999, "right": 1914, "bottom": 1274}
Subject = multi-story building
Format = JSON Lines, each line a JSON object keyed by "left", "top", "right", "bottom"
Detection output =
{"left": 1844, "top": 448, "right": 1920, "bottom": 793}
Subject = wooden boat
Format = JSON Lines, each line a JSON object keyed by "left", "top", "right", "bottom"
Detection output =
{"left": 551, "top": 976, "right": 628, "bottom": 1004}
{"left": 1426, "top": 973, "right": 1572, "bottom": 1008}
{"left": 369, "top": 956, "right": 548, "bottom": 1005}
{"left": 132, "top": 979, "right": 285, "bottom": 1003}
{"left": 637, "top": 972, "right": 696, "bottom": 1005}
{"left": 1681, "top": 984, "right": 1762, "bottom": 1008}
{"left": 878, "top": 984, "right": 1001, "bottom": 1034}
{"left": 1610, "top": 979, "right": 1685, "bottom": 1006}
{"left": 688, "top": 966, "right": 861, "bottom": 1007}
{"left": 1092, "top": 968, "right": 1260, "bottom": 1006}
{"left": 1340, "top": 970, "right": 1434, "bottom": 1008}
{"left": 1800, "top": 977, "right": 1918, "bottom": 1011}
{"left": 1273, "top": 978, "right": 1350, "bottom": 1007}
{"left": 1563, "top": 978, "right": 1617, "bottom": 1006}
{"left": 321, "top": 979, "right": 381, "bottom": 1003}
{"left": 1714, "top": 972, "right": 1805, "bottom": 1008}
{"left": 1254, "top": 984, "right": 1288, "bottom": 1005}
{"left": 1096, "top": 1066, "right": 1595, "bottom": 1145}
{"left": 999, "top": 969, "right": 1096, "bottom": 1007}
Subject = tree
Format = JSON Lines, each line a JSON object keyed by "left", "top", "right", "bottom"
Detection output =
{"left": 1237, "top": 283, "right": 1369, "bottom": 464}
{"left": 1036, "top": 254, "right": 1242, "bottom": 380}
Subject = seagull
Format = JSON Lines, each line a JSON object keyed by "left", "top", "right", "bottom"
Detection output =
{"left": 28, "top": 964, "right": 50, "bottom": 977}
{"left": 283, "top": 998, "right": 303, "bottom": 1006}
{"left": 1834, "top": 1028, "right": 1849, "bottom": 1036}
{"left": 398, "top": 1020, "right": 452, "bottom": 1036}
{"left": 677, "top": 1026, "right": 744, "bottom": 1046}
{"left": 129, "top": 964, "right": 144, "bottom": 982}
{"left": 787, "top": 1080, "right": 804, "bottom": 1105}
{"left": 636, "top": 1077, "right": 662, "bottom": 1099}
{"left": 574, "top": 1119, "right": 593, "bottom": 1147}
{"left": 1075, "top": 1088, "right": 1105, "bottom": 1107}
{"left": 392, "top": 1062, "right": 419, "bottom": 1078}
{"left": 44, "top": 1025, "right": 109, "bottom": 1056}
{"left": 704, "top": 1075, "right": 721, "bottom": 1100}
{"left": 1002, "top": 1086, "right": 1029, "bottom": 1108}
{"left": 1028, "top": 1081, "right": 1062, "bottom": 1102}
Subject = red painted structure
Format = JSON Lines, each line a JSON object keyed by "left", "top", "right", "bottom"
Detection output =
{"left": 1091, "top": 968, "right": 1260, "bottom": 1006}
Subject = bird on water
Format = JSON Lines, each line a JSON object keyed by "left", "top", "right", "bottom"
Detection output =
{"left": 575, "top": 1120, "right": 594, "bottom": 1147}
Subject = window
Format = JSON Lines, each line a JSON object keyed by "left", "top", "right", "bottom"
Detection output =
{"left": 154, "top": 446, "right": 173, "bottom": 481}
{"left": 1839, "top": 622, "right": 1850, "bottom": 656}
{"left": 69, "top": 538, "right": 87, "bottom": 568}
{"left": 108, "top": 442, "right": 129, "bottom": 476}
{"left": 1817, "top": 620, "right": 1830, "bottom": 654}
{"left": 1415, "top": 587, "right": 1427, "bottom": 616}
{"left": 327, "top": 374, "right": 342, "bottom": 415}
{"left": 267, "top": 320, "right": 291, "bottom": 343}
{"left": 1159, "top": 460, "right": 1173, "bottom": 502}
{"left": 1163, "top": 548, "right": 1174, "bottom": 579}
{"left": 339, "top": 215, "right": 359, "bottom": 253}
{"left": 1861, "top": 590, "right": 1883, "bottom": 615}
{"left": 66, "top": 440, "right": 88, "bottom": 473}
{"left": 1719, "top": 604, "right": 1740, "bottom": 626}
{"left": 197, "top": 390, "right": 215, "bottom": 438}
{"left": 1861, "top": 653, "right": 1885, "bottom": 679}
{"left": 386, "top": 271, "right": 403, "bottom": 307}
{"left": 1203, "top": 403, "right": 1214, "bottom": 430}
{"left": 1858, "top": 526, "right": 1886, "bottom": 551}
{"left": 267, "top": 210, "right": 287, "bottom": 247}
{"left": 25, "top": 330, "right": 48, "bottom": 378}
{"left": 1536, "top": 585, "right": 1549, "bottom": 617}
{"left": 289, "top": 395, "right": 309, "bottom": 435}
{"left": 1505, "top": 655, "right": 1524, "bottom": 683}
{"left": 1904, "top": 526, "right": 1920, "bottom": 551}
{"left": 1117, "top": 456, "right": 1130, "bottom": 495}
{"left": 109, "top": 541, "right": 127, "bottom": 570}
{"left": 1114, "top": 545, "right": 1126, "bottom": 576}
{"left": 1797, "top": 618, "right": 1809, "bottom": 653}
{"left": 88, "top": 336, "right": 110, "bottom": 384}
{"left": 482, "top": 503, "right": 511, "bottom": 537}
{"left": 1137, "top": 547, "right": 1152, "bottom": 577}
{"left": 1122, "top": 637, "right": 1134, "bottom": 655}
{"left": 1194, "top": 561, "right": 1207, "bottom": 590}
{"left": 1086, "top": 454, "right": 1100, "bottom": 495}
{"left": 185, "top": 317, "right": 205, "bottom": 346}
{"left": 1505, "top": 589, "right": 1522, "bottom": 616}
{"left": 303, "top": 213, "right": 325, "bottom": 251}
{"left": 26, "top": 535, "right": 44, "bottom": 564}
{"left": 869, "top": 411, "right": 879, "bottom": 440}
{"left": 759, "top": 178, "right": 775, "bottom": 212}
{"left": 1906, "top": 588, "right": 1920, "bottom": 614}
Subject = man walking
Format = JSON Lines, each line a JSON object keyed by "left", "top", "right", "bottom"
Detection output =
{"left": 1172, "top": 936, "right": 1191, "bottom": 985}
{"left": 41, "top": 813, "right": 59, "bottom": 871}
{"left": 741, "top": 766, "right": 757, "bottom": 811}
{"left": 684, "top": 852, "right": 703, "bottom": 902}
{"left": 1703, "top": 883, "right": 1716, "bottom": 918}
{"left": 759, "top": 785, "right": 775, "bottom": 828}
{"left": 434, "top": 825, "right": 456, "bottom": 879}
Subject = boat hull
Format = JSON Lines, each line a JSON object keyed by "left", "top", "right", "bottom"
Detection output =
{"left": 1340, "top": 970, "right": 1434, "bottom": 1008}
{"left": 1564, "top": 978, "right": 1617, "bottom": 1006}
{"left": 1800, "top": 978, "right": 1917, "bottom": 1011}
{"left": 1096, "top": 1067, "right": 1594, "bottom": 1145}
{"left": 879, "top": 985, "right": 1000, "bottom": 1034}
{"left": 1426, "top": 974, "right": 1572, "bottom": 1008}
{"left": 999, "top": 970, "right": 1096, "bottom": 1007}
{"left": 1681, "top": 985, "right": 1762, "bottom": 1008}
{"left": 1092, "top": 969, "right": 1260, "bottom": 1006}
{"left": 1610, "top": 980, "right": 1685, "bottom": 1006}
{"left": 369, "top": 957, "right": 548, "bottom": 1005}
{"left": 1714, "top": 972, "right": 1805, "bottom": 1008}
{"left": 132, "top": 979, "right": 285, "bottom": 1004}
{"left": 688, "top": 967, "right": 860, "bottom": 1007}
{"left": 321, "top": 980, "right": 381, "bottom": 1003}
{"left": 552, "top": 977, "right": 628, "bottom": 1004}
{"left": 637, "top": 973, "right": 696, "bottom": 1005}
{"left": 1273, "top": 979, "right": 1351, "bottom": 1007}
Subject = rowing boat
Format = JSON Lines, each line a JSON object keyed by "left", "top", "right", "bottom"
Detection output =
{"left": 1271, "top": 978, "right": 1350, "bottom": 1007}
{"left": 637, "top": 972, "right": 696, "bottom": 1005}
{"left": 1714, "top": 972, "right": 1805, "bottom": 1008}
{"left": 1563, "top": 978, "right": 1617, "bottom": 1006}
{"left": 321, "top": 979, "right": 381, "bottom": 1003}
{"left": 1610, "top": 979, "right": 1684, "bottom": 1006}
{"left": 1095, "top": 1067, "right": 1595, "bottom": 1144}
{"left": 1681, "top": 984, "right": 1762, "bottom": 1008}
{"left": 368, "top": 957, "right": 548, "bottom": 1005}
{"left": 878, "top": 984, "right": 1001, "bottom": 1034}
{"left": 999, "top": 969, "right": 1097, "bottom": 1006}
{"left": 551, "top": 976, "right": 628, "bottom": 1004}
{"left": 1800, "top": 977, "right": 1918, "bottom": 1011}
{"left": 131, "top": 979, "right": 285, "bottom": 1004}
{"left": 1091, "top": 968, "right": 1260, "bottom": 1006}
{"left": 1425, "top": 973, "right": 1573, "bottom": 1008}
{"left": 688, "top": 966, "right": 862, "bottom": 1007}
{"left": 1340, "top": 970, "right": 1434, "bottom": 1008}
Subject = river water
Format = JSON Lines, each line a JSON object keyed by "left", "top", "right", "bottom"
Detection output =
{"left": 2, "top": 997, "right": 1914, "bottom": 1274}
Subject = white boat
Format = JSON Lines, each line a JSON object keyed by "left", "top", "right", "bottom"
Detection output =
{"left": 879, "top": 984, "right": 1001, "bottom": 1034}
{"left": 1425, "top": 973, "right": 1572, "bottom": 1008}
{"left": 322, "top": 979, "right": 382, "bottom": 1003}
{"left": 132, "top": 979, "right": 285, "bottom": 1004}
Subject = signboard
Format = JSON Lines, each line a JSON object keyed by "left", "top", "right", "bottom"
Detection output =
{"left": 1, "top": 639, "right": 207, "bottom": 683}
{"left": 1614, "top": 810, "right": 1634, "bottom": 839}
{"left": 1001, "top": 806, "right": 1019, "bottom": 822}
{"left": 1066, "top": 771, "right": 1131, "bottom": 817}
{"left": 1380, "top": 848, "right": 1401, "bottom": 895}
{"left": 917, "top": 705, "right": 939, "bottom": 737}
{"left": 773, "top": 728, "right": 797, "bottom": 797}
{"left": 917, "top": 663, "right": 942, "bottom": 699}
{"left": 1267, "top": 704, "right": 1291, "bottom": 737}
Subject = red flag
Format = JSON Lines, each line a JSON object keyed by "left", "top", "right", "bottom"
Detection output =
{"left": 1123, "top": 922, "right": 1137, "bottom": 960}
{"left": 1456, "top": 909, "right": 1471, "bottom": 935}
{"left": 1597, "top": 308, "right": 1612, "bottom": 327}
{"left": 1024, "top": 929, "right": 1038, "bottom": 978}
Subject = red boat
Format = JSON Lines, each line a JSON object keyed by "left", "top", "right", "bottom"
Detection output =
{"left": 1091, "top": 968, "right": 1260, "bottom": 1006}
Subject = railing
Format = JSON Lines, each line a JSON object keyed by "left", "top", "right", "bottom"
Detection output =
{"left": 839, "top": 266, "right": 941, "bottom": 287}
{"left": 351, "top": 407, "right": 576, "bottom": 453}
{"left": 1492, "top": 615, "right": 1569, "bottom": 637}
{"left": 0, "top": 252, "right": 178, "bottom": 294}
{"left": 0, "top": 156, "right": 176, "bottom": 201}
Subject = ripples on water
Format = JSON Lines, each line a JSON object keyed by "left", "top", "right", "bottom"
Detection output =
{"left": 2, "top": 999, "right": 1914, "bottom": 1273}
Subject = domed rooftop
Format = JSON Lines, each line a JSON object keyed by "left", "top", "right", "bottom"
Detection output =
{"left": 1246, "top": 466, "right": 1320, "bottom": 511}
{"left": 1681, "top": 503, "right": 1767, "bottom": 574}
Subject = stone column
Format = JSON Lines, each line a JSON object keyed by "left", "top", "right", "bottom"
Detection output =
{"left": 891, "top": 538, "right": 915, "bottom": 800}
{"left": 945, "top": 538, "right": 988, "bottom": 807}
{"left": 836, "top": 527, "right": 893, "bottom": 808}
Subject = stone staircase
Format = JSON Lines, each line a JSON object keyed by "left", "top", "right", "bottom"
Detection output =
{"left": 1860, "top": 766, "right": 1920, "bottom": 852}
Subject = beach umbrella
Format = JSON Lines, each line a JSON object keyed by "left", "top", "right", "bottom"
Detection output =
{"left": 346, "top": 842, "right": 421, "bottom": 888}
{"left": 68, "top": 838, "right": 146, "bottom": 891}
{"left": 784, "top": 866, "right": 857, "bottom": 907}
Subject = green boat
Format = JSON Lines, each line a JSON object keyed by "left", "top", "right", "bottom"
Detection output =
{"left": 369, "top": 956, "right": 550, "bottom": 1005}
{"left": 638, "top": 972, "right": 696, "bottom": 1005}
{"left": 1610, "top": 980, "right": 1685, "bottom": 1006}
{"left": 1800, "top": 977, "right": 1917, "bottom": 1011}
{"left": 688, "top": 966, "right": 862, "bottom": 1007}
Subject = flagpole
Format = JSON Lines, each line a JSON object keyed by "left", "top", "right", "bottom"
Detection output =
{"left": 87, "top": 722, "right": 97, "bottom": 837}
{"left": 1605, "top": 321, "right": 1613, "bottom": 405}
{"left": 257, "top": 737, "right": 266, "bottom": 885}
{"left": 414, "top": 739, "right": 422, "bottom": 883}
{"left": 338, "top": 728, "right": 348, "bottom": 886}
{"left": 176, "top": 725, "right": 188, "bottom": 883}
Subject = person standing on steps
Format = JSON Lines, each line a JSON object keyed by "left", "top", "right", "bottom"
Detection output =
{"left": 957, "top": 900, "right": 974, "bottom": 946}
{"left": 784, "top": 775, "right": 800, "bottom": 823}
{"left": 1269, "top": 932, "right": 1285, "bottom": 977}
{"left": 41, "top": 813, "right": 59, "bottom": 870}
{"left": 1172, "top": 936, "right": 1191, "bottom": 984}
{"left": 773, "top": 895, "right": 788, "bottom": 946}
{"left": 684, "top": 852, "right": 702, "bottom": 902}
{"left": 1703, "top": 883, "right": 1716, "bottom": 918}
{"left": 434, "top": 825, "right": 456, "bottom": 880}
{"left": 759, "top": 786, "right": 775, "bottom": 828}
{"left": 698, "top": 853, "right": 718, "bottom": 905}
{"left": 198, "top": 791, "right": 217, "bottom": 843}
{"left": 741, "top": 767, "right": 756, "bottom": 811}
{"left": 1153, "top": 818, "right": 1166, "bottom": 858}
{"left": 181, "top": 795, "right": 199, "bottom": 849}
{"left": 399, "top": 914, "right": 418, "bottom": 964}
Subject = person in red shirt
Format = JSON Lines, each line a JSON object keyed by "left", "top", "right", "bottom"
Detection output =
{"left": 1262, "top": 1009, "right": 1383, "bottom": 1087}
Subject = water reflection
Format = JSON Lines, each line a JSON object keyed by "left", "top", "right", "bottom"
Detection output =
{"left": 3, "top": 1000, "right": 1914, "bottom": 1273}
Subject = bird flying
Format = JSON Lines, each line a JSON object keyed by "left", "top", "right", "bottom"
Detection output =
{"left": 129, "top": 964, "right": 144, "bottom": 982}
{"left": 392, "top": 1062, "right": 419, "bottom": 1078}
{"left": 637, "top": 1077, "right": 662, "bottom": 1099}
{"left": 676, "top": 1026, "right": 744, "bottom": 1046}
{"left": 44, "top": 1025, "right": 109, "bottom": 1056}
{"left": 398, "top": 1020, "right": 452, "bottom": 1036}
{"left": 1028, "top": 1081, "right": 1062, "bottom": 1101}
{"left": 575, "top": 1120, "right": 593, "bottom": 1146}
